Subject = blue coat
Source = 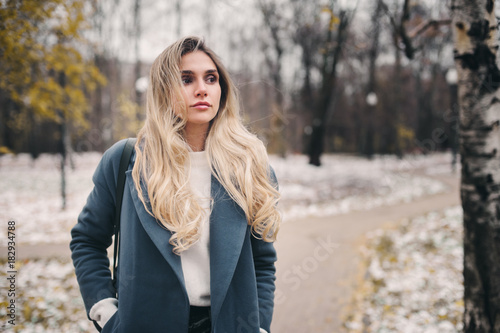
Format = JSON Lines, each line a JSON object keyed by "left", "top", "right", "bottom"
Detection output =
{"left": 70, "top": 140, "right": 277, "bottom": 333}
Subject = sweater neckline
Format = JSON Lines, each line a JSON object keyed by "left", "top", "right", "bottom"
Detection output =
{"left": 188, "top": 150, "right": 209, "bottom": 168}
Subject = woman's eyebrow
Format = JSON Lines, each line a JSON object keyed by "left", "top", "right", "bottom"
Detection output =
{"left": 181, "top": 69, "right": 218, "bottom": 75}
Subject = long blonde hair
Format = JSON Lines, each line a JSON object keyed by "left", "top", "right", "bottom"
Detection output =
{"left": 132, "top": 36, "right": 281, "bottom": 254}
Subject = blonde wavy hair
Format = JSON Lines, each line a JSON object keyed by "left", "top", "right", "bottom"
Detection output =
{"left": 132, "top": 36, "right": 281, "bottom": 254}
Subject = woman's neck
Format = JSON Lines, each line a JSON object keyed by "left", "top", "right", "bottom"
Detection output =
{"left": 184, "top": 123, "right": 209, "bottom": 152}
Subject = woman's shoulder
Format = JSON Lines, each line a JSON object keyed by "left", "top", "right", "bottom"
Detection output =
{"left": 93, "top": 139, "right": 135, "bottom": 179}
{"left": 102, "top": 138, "right": 134, "bottom": 162}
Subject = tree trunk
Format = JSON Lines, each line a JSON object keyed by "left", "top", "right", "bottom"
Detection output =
{"left": 452, "top": 0, "right": 500, "bottom": 331}
{"left": 0, "top": 91, "right": 14, "bottom": 151}
{"left": 58, "top": 71, "right": 67, "bottom": 210}
{"left": 308, "top": 11, "right": 350, "bottom": 166}
{"left": 133, "top": 0, "right": 142, "bottom": 122}
{"left": 259, "top": 0, "right": 287, "bottom": 157}
{"left": 176, "top": 0, "right": 182, "bottom": 38}
{"left": 361, "top": 0, "right": 383, "bottom": 158}
{"left": 392, "top": 27, "right": 402, "bottom": 157}
{"left": 449, "top": 81, "right": 459, "bottom": 171}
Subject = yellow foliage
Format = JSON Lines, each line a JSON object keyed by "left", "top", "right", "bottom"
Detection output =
{"left": 115, "top": 93, "right": 144, "bottom": 138}
{"left": 397, "top": 124, "right": 415, "bottom": 152}
{"left": 23, "top": 303, "right": 33, "bottom": 321}
{"left": 0, "top": 0, "right": 104, "bottom": 134}
{"left": 398, "top": 124, "right": 415, "bottom": 140}
{"left": 0, "top": 146, "right": 14, "bottom": 154}
{"left": 321, "top": 7, "right": 333, "bottom": 15}
{"left": 8, "top": 109, "right": 31, "bottom": 132}
{"left": 333, "top": 135, "right": 344, "bottom": 150}
{"left": 321, "top": 6, "right": 341, "bottom": 31}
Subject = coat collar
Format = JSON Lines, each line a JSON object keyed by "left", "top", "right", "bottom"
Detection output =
{"left": 125, "top": 171, "right": 248, "bottom": 317}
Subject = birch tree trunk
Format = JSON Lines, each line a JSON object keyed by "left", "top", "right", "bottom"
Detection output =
{"left": 451, "top": 0, "right": 500, "bottom": 331}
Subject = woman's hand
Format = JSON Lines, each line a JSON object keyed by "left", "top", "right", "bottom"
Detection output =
{"left": 89, "top": 297, "right": 118, "bottom": 328}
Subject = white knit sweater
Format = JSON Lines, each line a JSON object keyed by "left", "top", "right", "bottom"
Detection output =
{"left": 180, "top": 150, "right": 212, "bottom": 306}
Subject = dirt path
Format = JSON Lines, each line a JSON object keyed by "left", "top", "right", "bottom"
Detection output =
{"left": 2, "top": 172, "right": 460, "bottom": 332}
{"left": 271, "top": 172, "right": 460, "bottom": 332}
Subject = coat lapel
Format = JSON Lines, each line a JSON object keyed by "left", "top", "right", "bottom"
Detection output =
{"left": 209, "top": 175, "right": 248, "bottom": 321}
{"left": 125, "top": 171, "right": 185, "bottom": 289}
{"left": 125, "top": 170, "right": 248, "bottom": 319}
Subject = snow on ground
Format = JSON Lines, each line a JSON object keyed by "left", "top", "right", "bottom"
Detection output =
{"left": 0, "top": 258, "right": 95, "bottom": 332}
{"left": 271, "top": 153, "right": 452, "bottom": 221}
{"left": 344, "top": 206, "right": 464, "bottom": 333}
{"left": 1, "top": 152, "right": 99, "bottom": 246}
{"left": 0, "top": 151, "right": 453, "bottom": 246}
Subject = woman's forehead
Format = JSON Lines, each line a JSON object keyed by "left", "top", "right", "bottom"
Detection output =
{"left": 180, "top": 51, "right": 217, "bottom": 72}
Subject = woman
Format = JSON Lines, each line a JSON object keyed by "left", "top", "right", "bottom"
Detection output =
{"left": 70, "top": 36, "right": 281, "bottom": 333}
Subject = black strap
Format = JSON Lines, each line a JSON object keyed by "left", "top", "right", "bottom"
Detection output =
{"left": 112, "top": 138, "right": 136, "bottom": 293}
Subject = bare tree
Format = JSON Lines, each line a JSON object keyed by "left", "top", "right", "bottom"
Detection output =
{"left": 308, "top": 2, "right": 358, "bottom": 166}
{"left": 258, "top": 0, "right": 288, "bottom": 157}
{"left": 451, "top": 0, "right": 500, "bottom": 331}
{"left": 176, "top": 0, "right": 182, "bottom": 38}
{"left": 89, "top": 1, "right": 124, "bottom": 150}
{"left": 133, "top": 0, "right": 143, "bottom": 119}
{"left": 381, "top": 0, "right": 450, "bottom": 61}
{"left": 205, "top": 0, "right": 213, "bottom": 42}
{"left": 380, "top": 0, "right": 451, "bottom": 157}
{"left": 360, "top": 0, "right": 383, "bottom": 158}
{"left": 289, "top": 0, "right": 322, "bottom": 154}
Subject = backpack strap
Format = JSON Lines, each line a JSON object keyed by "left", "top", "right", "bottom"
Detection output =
{"left": 113, "top": 138, "right": 136, "bottom": 294}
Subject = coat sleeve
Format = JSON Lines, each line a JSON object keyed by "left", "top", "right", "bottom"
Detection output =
{"left": 251, "top": 166, "right": 279, "bottom": 332}
{"left": 251, "top": 236, "right": 277, "bottom": 332}
{"left": 70, "top": 140, "right": 128, "bottom": 316}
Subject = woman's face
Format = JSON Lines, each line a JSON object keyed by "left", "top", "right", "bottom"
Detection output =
{"left": 179, "top": 50, "right": 221, "bottom": 131}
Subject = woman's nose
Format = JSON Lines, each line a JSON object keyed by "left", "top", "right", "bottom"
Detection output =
{"left": 195, "top": 81, "right": 207, "bottom": 97}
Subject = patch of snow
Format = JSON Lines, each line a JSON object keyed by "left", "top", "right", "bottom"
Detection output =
{"left": 0, "top": 153, "right": 100, "bottom": 246}
{"left": 270, "top": 153, "right": 454, "bottom": 222}
{"left": 0, "top": 258, "right": 95, "bottom": 332}
{"left": 345, "top": 206, "right": 464, "bottom": 332}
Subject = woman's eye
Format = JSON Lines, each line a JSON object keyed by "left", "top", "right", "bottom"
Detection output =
{"left": 206, "top": 75, "right": 218, "bottom": 84}
{"left": 182, "top": 76, "right": 192, "bottom": 84}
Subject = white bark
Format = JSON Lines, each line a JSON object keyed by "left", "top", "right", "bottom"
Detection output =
{"left": 452, "top": 0, "right": 500, "bottom": 331}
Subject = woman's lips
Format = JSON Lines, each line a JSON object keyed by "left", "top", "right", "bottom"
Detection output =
{"left": 192, "top": 102, "right": 211, "bottom": 110}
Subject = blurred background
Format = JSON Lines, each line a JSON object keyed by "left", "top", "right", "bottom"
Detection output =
{"left": 0, "top": 0, "right": 478, "bottom": 332}
{"left": 1, "top": 0, "right": 458, "bottom": 162}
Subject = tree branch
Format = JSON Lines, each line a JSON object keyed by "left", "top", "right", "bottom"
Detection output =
{"left": 380, "top": 0, "right": 450, "bottom": 60}
{"left": 379, "top": 0, "right": 400, "bottom": 40}
{"left": 380, "top": 0, "right": 411, "bottom": 56}
{"left": 408, "top": 19, "right": 452, "bottom": 38}
{"left": 396, "top": 0, "right": 415, "bottom": 59}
